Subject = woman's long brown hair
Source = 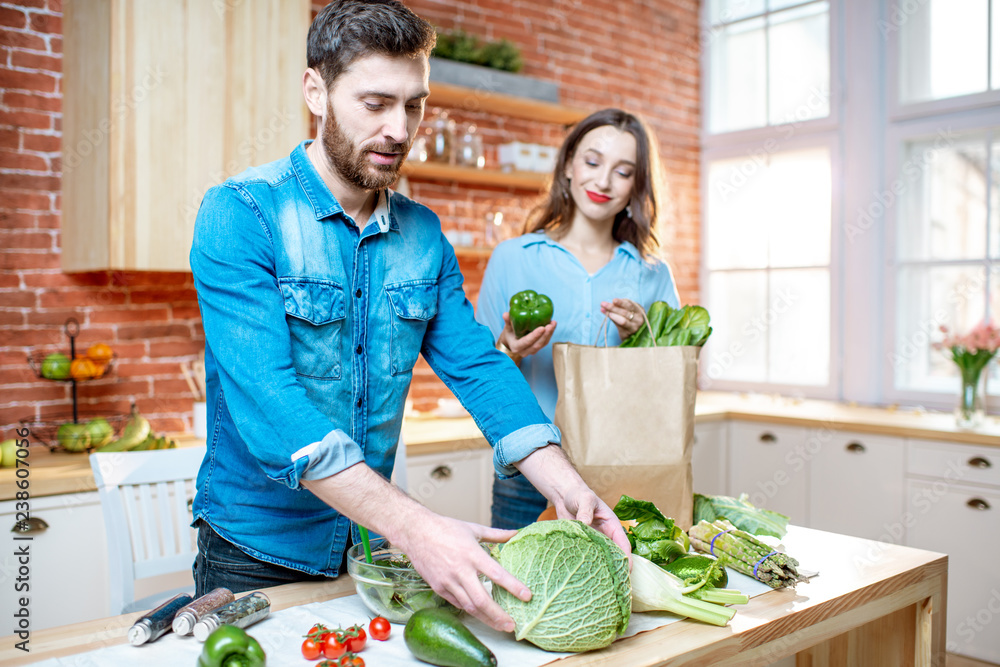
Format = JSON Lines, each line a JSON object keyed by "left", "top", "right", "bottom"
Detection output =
{"left": 525, "top": 108, "right": 664, "bottom": 259}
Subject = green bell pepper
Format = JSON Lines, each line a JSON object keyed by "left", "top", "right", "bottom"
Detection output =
{"left": 197, "top": 625, "right": 266, "bottom": 667}
{"left": 509, "top": 289, "right": 554, "bottom": 338}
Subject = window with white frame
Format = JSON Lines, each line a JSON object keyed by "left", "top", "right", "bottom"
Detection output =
{"left": 891, "top": 129, "right": 1000, "bottom": 395}
{"left": 889, "top": 0, "right": 1000, "bottom": 405}
{"left": 898, "top": 0, "right": 1000, "bottom": 105}
{"left": 705, "top": 147, "right": 832, "bottom": 386}
{"left": 702, "top": 0, "right": 834, "bottom": 393}
{"left": 703, "top": 0, "right": 1000, "bottom": 407}
{"left": 708, "top": 0, "right": 831, "bottom": 133}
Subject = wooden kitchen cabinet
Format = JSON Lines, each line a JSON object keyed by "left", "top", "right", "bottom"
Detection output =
{"left": 406, "top": 447, "right": 494, "bottom": 526}
{"left": 0, "top": 491, "right": 109, "bottom": 631}
{"left": 727, "top": 421, "right": 809, "bottom": 525}
{"left": 62, "top": 0, "right": 312, "bottom": 271}
{"left": 692, "top": 420, "right": 727, "bottom": 496}
{"left": 905, "top": 438, "right": 1000, "bottom": 663}
{"left": 808, "top": 431, "right": 905, "bottom": 542}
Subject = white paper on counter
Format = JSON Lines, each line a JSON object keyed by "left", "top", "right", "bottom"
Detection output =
{"left": 28, "top": 569, "right": 777, "bottom": 667}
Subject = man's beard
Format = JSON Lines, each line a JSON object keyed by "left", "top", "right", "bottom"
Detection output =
{"left": 321, "top": 106, "right": 410, "bottom": 191}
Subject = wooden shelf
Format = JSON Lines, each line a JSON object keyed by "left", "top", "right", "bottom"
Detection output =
{"left": 427, "top": 80, "right": 589, "bottom": 125}
{"left": 453, "top": 246, "right": 494, "bottom": 258}
{"left": 401, "top": 161, "right": 549, "bottom": 190}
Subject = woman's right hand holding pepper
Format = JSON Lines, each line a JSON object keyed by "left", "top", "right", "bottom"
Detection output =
{"left": 497, "top": 312, "right": 556, "bottom": 363}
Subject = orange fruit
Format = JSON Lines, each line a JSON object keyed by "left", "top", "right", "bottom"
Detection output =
{"left": 86, "top": 342, "right": 114, "bottom": 363}
{"left": 70, "top": 356, "right": 99, "bottom": 380}
{"left": 86, "top": 342, "right": 114, "bottom": 374}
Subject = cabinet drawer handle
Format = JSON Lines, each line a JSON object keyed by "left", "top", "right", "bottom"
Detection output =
{"left": 845, "top": 442, "right": 866, "bottom": 454}
{"left": 968, "top": 457, "right": 992, "bottom": 469}
{"left": 430, "top": 465, "right": 453, "bottom": 481}
{"left": 759, "top": 432, "right": 777, "bottom": 444}
{"left": 966, "top": 498, "right": 991, "bottom": 511}
{"left": 11, "top": 517, "right": 49, "bottom": 534}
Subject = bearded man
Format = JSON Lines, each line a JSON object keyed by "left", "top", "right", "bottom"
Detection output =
{"left": 189, "top": 0, "right": 628, "bottom": 632}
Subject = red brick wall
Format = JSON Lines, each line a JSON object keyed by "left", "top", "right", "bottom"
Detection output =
{"left": 1, "top": 0, "right": 700, "bottom": 443}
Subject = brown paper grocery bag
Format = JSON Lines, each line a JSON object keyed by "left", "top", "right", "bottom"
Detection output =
{"left": 552, "top": 341, "right": 699, "bottom": 528}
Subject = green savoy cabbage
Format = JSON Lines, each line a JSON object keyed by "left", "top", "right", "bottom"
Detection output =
{"left": 492, "top": 519, "right": 631, "bottom": 652}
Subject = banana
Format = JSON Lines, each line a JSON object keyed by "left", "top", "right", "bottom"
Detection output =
{"left": 129, "top": 433, "right": 157, "bottom": 451}
{"left": 96, "top": 405, "right": 151, "bottom": 453}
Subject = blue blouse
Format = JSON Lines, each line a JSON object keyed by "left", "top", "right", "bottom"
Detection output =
{"left": 475, "top": 231, "right": 680, "bottom": 420}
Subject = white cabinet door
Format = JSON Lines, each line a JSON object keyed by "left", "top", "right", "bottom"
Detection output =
{"left": 809, "top": 431, "right": 905, "bottom": 542}
{"left": 407, "top": 448, "right": 494, "bottom": 526}
{"left": 728, "top": 421, "right": 809, "bottom": 525}
{"left": 905, "top": 480, "right": 1000, "bottom": 663}
{"left": 692, "top": 421, "right": 727, "bottom": 496}
{"left": 0, "top": 492, "right": 110, "bottom": 631}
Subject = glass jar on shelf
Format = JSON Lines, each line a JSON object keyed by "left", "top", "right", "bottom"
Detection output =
{"left": 455, "top": 123, "right": 485, "bottom": 169}
{"left": 407, "top": 135, "right": 428, "bottom": 163}
{"left": 425, "top": 109, "right": 455, "bottom": 164}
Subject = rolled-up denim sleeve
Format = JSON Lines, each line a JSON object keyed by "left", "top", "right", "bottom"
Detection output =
{"left": 191, "top": 184, "right": 364, "bottom": 488}
{"left": 420, "top": 233, "right": 559, "bottom": 478}
{"left": 491, "top": 423, "right": 561, "bottom": 479}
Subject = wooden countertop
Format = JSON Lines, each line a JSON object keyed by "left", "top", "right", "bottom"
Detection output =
{"left": 0, "top": 525, "right": 947, "bottom": 666}
{"left": 4, "top": 392, "right": 997, "bottom": 502}
{"left": 695, "top": 391, "right": 1000, "bottom": 446}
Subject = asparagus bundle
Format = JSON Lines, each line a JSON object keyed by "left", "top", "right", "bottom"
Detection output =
{"left": 688, "top": 519, "right": 808, "bottom": 589}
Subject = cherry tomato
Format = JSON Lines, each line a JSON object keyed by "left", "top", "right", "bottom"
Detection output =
{"left": 323, "top": 633, "right": 347, "bottom": 660}
{"left": 369, "top": 616, "right": 391, "bottom": 641}
{"left": 338, "top": 654, "right": 365, "bottom": 667}
{"left": 302, "top": 637, "right": 323, "bottom": 661}
{"left": 343, "top": 625, "right": 367, "bottom": 653}
{"left": 308, "top": 624, "right": 331, "bottom": 643}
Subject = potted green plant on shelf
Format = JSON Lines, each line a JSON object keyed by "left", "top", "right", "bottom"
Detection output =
{"left": 430, "top": 28, "right": 560, "bottom": 103}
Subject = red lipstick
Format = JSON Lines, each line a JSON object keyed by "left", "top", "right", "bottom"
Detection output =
{"left": 586, "top": 190, "right": 611, "bottom": 203}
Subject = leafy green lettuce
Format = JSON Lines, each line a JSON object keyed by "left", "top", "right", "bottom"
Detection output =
{"left": 693, "top": 493, "right": 789, "bottom": 538}
{"left": 613, "top": 494, "right": 689, "bottom": 564}
{"left": 492, "top": 520, "right": 631, "bottom": 652}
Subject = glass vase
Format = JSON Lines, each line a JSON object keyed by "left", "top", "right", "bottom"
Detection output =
{"left": 955, "top": 364, "right": 986, "bottom": 429}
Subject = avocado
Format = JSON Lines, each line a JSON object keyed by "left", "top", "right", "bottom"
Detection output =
{"left": 404, "top": 608, "right": 497, "bottom": 667}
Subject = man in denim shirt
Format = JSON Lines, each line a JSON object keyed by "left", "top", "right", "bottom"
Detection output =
{"left": 190, "top": 0, "right": 628, "bottom": 632}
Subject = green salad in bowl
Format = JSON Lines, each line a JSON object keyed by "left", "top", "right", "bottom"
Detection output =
{"left": 346, "top": 538, "right": 487, "bottom": 623}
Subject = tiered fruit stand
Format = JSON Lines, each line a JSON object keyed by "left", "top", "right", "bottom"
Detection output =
{"left": 21, "top": 318, "right": 125, "bottom": 452}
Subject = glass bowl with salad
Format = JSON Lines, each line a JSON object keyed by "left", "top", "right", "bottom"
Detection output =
{"left": 346, "top": 538, "right": 488, "bottom": 623}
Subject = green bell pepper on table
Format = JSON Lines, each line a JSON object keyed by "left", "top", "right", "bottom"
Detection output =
{"left": 508, "top": 289, "right": 554, "bottom": 338}
{"left": 197, "top": 625, "right": 266, "bottom": 667}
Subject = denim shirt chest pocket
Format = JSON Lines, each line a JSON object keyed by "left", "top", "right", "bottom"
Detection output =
{"left": 280, "top": 278, "right": 347, "bottom": 380}
{"left": 385, "top": 280, "right": 438, "bottom": 375}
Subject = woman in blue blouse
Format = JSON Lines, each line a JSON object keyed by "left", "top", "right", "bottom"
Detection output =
{"left": 475, "top": 108, "right": 681, "bottom": 529}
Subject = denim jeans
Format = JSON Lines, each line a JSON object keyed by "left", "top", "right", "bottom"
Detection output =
{"left": 193, "top": 521, "right": 333, "bottom": 597}
{"left": 491, "top": 474, "right": 548, "bottom": 530}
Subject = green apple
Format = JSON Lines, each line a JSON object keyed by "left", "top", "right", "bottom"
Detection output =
{"left": 57, "top": 422, "right": 90, "bottom": 452}
{"left": 40, "top": 353, "right": 71, "bottom": 380}
{"left": 85, "top": 418, "right": 114, "bottom": 448}
{"left": 0, "top": 439, "right": 18, "bottom": 467}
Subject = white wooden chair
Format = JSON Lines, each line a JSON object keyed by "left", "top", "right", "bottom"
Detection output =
{"left": 90, "top": 446, "right": 205, "bottom": 615}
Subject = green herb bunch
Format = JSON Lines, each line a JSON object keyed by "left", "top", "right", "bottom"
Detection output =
{"left": 433, "top": 28, "right": 523, "bottom": 73}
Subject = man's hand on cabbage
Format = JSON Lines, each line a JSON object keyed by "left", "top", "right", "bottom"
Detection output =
{"left": 515, "top": 444, "right": 632, "bottom": 561}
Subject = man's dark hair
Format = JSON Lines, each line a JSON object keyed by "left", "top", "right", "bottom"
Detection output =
{"left": 307, "top": 0, "right": 437, "bottom": 88}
